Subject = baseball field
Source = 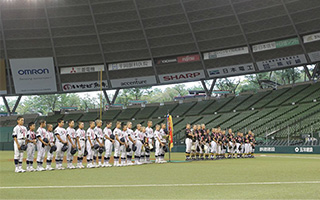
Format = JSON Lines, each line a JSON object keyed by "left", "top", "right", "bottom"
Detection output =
{"left": 0, "top": 152, "right": 319, "bottom": 199}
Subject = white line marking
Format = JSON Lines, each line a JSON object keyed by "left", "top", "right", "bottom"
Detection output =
{"left": 1, "top": 181, "right": 320, "bottom": 189}
{"left": 256, "top": 155, "right": 320, "bottom": 159}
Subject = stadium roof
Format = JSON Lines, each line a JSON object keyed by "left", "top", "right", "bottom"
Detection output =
{"left": 0, "top": 0, "right": 320, "bottom": 95}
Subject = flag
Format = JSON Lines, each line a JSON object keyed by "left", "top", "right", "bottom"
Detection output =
{"left": 167, "top": 114, "right": 174, "bottom": 151}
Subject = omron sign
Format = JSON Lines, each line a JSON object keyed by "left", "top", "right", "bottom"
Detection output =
{"left": 18, "top": 68, "right": 49, "bottom": 75}
{"left": 9, "top": 57, "right": 57, "bottom": 94}
{"left": 159, "top": 70, "right": 205, "bottom": 83}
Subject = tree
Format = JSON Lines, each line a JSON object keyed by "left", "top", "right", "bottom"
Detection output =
{"left": 215, "top": 78, "right": 240, "bottom": 94}
{"left": 15, "top": 94, "right": 83, "bottom": 115}
{"left": 115, "top": 87, "right": 152, "bottom": 104}
{"left": 0, "top": 97, "right": 17, "bottom": 113}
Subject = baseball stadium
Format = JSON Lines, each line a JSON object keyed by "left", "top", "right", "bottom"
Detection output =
{"left": 0, "top": 0, "right": 320, "bottom": 199}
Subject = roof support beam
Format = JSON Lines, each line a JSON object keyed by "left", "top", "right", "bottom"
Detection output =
{"left": 229, "top": 0, "right": 260, "bottom": 73}
{"left": 87, "top": 0, "right": 112, "bottom": 88}
{"left": 281, "top": 0, "right": 311, "bottom": 63}
{"left": 209, "top": 79, "right": 217, "bottom": 94}
{"left": 180, "top": 0, "right": 209, "bottom": 79}
{"left": 103, "top": 90, "right": 111, "bottom": 106}
{"left": 111, "top": 89, "right": 120, "bottom": 105}
{"left": 303, "top": 65, "right": 312, "bottom": 81}
{"left": 0, "top": 10, "right": 13, "bottom": 94}
{"left": 133, "top": 0, "right": 160, "bottom": 83}
{"left": 1, "top": 96, "right": 11, "bottom": 115}
{"left": 312, "top": 63, "right": 319, "bottom": 79}
{"left": 201, "top": 79, "right": 216, "bottom": 97}
{"left": 201, "top": 80, "right": 210, "bottom": 97}
{"left": 44, "top": 1, "right": 62, "bottom": 92}
{"left": 12, "top": 94, "right": 22, "bottom": 113}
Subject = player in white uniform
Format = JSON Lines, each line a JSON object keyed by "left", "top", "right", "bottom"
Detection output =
{"left": 133, "top": 124, "right": 143, "bottom": 165}
{"left": 26, "top": 122, "right": 36, "bottom": 172}
{"left": 154, "top": 125, "right": 162, "bottom": 163}
{"left": 12, "top": 116, "right": 27, "bottom": 173}
{"left": 36, "top": 120, "right": 49, "bottom": 171}
{"left": 159, "top": 123, "right": 168, "bottom": 163}
{"left": 54, "top": 119, "right": 68, "bottom": 170}
{"left": 210, "top": 128, "right": 218, "bottom": 160}
{"left": 140, "top": 126, "right": 148, "bottom": 164}
{"left": 76, "top": 122, "right": 86, "bottom": 168}
{"left": 113, "top": 121, "right": 122, "bottom": 167}
{"left": 45, "top": 124, "right": 55, "bottom": 170}
{"left": 66, "top": 120, "right": 77, "bottom": 169}
{"left": 103, "top": 121, "right": 114, "bottom": 167}
{"left": 94, "top": 120, "right": 104, "bottom": 167}
{"left": 145, "top": 121, "right": 154, "bottom": 164}
{"left": 185, "top": 124, "right": 193, "bottom": 161}
{"left": 125, "top": 122, "right": 135, "bottom": 166}
{"left": 120, "top": 125, "right": 128, "bottom": 166}
{"left": 86, "top": 121, "right": 96, "bottom": 168}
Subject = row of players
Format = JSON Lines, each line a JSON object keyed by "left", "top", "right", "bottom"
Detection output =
{"left": 185, "top": 124, "right": 256, "bottom": 160}
{"left": 13, "top": 116, "right": 168, "bottom": 173}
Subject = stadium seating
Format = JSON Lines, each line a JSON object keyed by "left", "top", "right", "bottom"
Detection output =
{"left": 266, "top": 84, "right": 309, "bottom": 107}
{"left": 218, "top": 94, "right": 252, "bottom": 112}
{"left": 134, "top": 106, "right": 158, "bottom": 119}
{"left": 235, "top": 91, "right": 271, "bottom": 111}
{"left": 101, "top": 109, "right": 121, "bottom": 121}
{"left": 150, "top": 103, "right": 178, "bottom": 118}
{"left": 202, "top": 96, "right": 234, "bottom": 114}
{"left": 281, "top": 82, "right": 320, "bottom": 105}
{"left": 185, "top": 100, "right": 214, "bottom": 116}
{"left": 171, "top": 102, "right": 196, "bottom": 117}
{"left": 250, "top": 88, "right": 290, "bottom": 109}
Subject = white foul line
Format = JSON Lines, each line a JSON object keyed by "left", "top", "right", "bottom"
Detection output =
{"left": 1, "top": 181, "right": 320, "bottom": 189}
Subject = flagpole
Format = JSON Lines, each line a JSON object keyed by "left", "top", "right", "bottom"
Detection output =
{"left": 167, "top": 111, "right": 171, "bottom": 163}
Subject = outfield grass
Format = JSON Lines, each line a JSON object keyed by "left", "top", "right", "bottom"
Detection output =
{"left": 0, "top": 151, "right": 320, "bottom": 199}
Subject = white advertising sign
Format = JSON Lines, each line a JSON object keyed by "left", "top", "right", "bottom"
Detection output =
{"left": 62, "top": 81, "right": 108, "bottom": 92}
{"left": 159, "top": 70, "right": 205, "bottom": 83}
{"left": 252, "top": 38, "right": 299, "bottom": 53}
{"left": 10, "top": 57, "right": 57, "bottom": 94}
{"left": 203, "top": 47, "right": 248, "bottom": 60}
{"left": 257, "top": 54, "right": 307, "bottom": 71}
{"left": 108, "top": 60, "right": 152, "bottom": 71}
{"left": 207, "top": 63, "right": 255, "bottom": 78}
{"left": 60, "top": 65, "right": 104, "bottom": 74}
{"left": 308, "top": 51, "right": 320, "bottom": 62}
{"left": 111, "top": 76, "right": 157, "bottom": 88}
{"left": 303, "top": 32, "right": 320, "bottom": 43}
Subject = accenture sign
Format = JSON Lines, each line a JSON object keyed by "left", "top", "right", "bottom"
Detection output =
{"left": 111, "top": 76, "right": 157, "bottom": 88}
{"left": 159, "top": 70, "right": 205, "bottom": 83}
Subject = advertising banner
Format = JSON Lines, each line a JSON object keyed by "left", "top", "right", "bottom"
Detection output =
{"left": 60, "top": 64, "right": 104, "bottom": 74}
{"left": 159, "top": 70, "right": 205, "bottom": 83}
{"left": 253, "top": 38, "right": 299, "bottom": 52}
{"left": 308, "top": 51, "right": 320, "bottom": 62}
{"left": 9, "top": 57, "right": 57, "bottom": 94}
{"left": 62, "top": 80, "right": 108, "bottom": 92}
{"left": 203, "top": 46, "right": 248, "bottom": 60}
{"left": 303, "top": 32, "right": 320, "bottom": 43}
{"left": 177, "top": 54, "right": 200, "bottom": 63}
{"left": 256, "top": 54, "right": 307, "bottom": 71}
{"left": 207, "top": 63, "right": 255, "bottom": 77}
{"left": 108, "top": 60, "right": 152, "bottom": 71}
{"left": 111, "top": 76, "right": 157, "bottom": 88}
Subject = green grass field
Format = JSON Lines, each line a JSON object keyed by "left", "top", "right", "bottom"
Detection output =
{"left": 0, "top": 151, "right": 320, "bottom": 199}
